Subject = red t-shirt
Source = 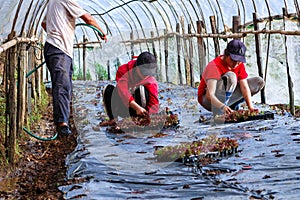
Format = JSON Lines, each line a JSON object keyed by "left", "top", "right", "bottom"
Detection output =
{"left": 197, "top": 55, "right": 248, "bottom": 104}
{"left": 116, "top": 59, "right": 159, "bottom": 114}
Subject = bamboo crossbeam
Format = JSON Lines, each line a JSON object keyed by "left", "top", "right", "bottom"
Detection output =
{"left": 0, "top": 37, "right": 38, "bottom": 53}
{"left": 121, "top": 29, "right": 300, "bottom": 45}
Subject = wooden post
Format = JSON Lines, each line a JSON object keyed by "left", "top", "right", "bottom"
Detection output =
{"left": 282, "top": 8, "right": 295, "bottom": 115}
{"left": 176, "top": 23, "right": 183, "bottom": 84}
{"left": 150, "top": 31, "right": 157, "bottom": 59}
{"left": 253, "top": 13, "right": 266, "bottom": 104}
{"left": 130, "top": 32, "right": 134, "bottom": 59}
{"left": 28, "top": 47, "right": 37, "bottom": 105}
{"left": 188, "top": 24, "right": 194, "bottom": 87}
{"left": 83, "top": 35, "right": 87, "bottom": 80}
{"left": 35, "top": 52, "right": 41, "bottom": 100}
{"left": 197, "top": 20, "right": 205, "bottom": 80}
{"left": 232, "top": 16, "right": 241, "bottom": 33}
{"left": 150, "top": 31, "right": 159, "bottom": 80}
{"left": 181, "top": 16, "right": 190, "bottom": 85}
{"left": 7, "top": 44, "right": 17, "bottom": 164}
{"left": 164, "top": 29, "right": 169, "bottom": 83}
{"left": 17, "top": 42, "right": 27, "bottom": 139}
{"left": 107, "top": 60, "right": 111, "bottom": 80}
{"left": 209, "top": 16, "right": 220, "bottom": 57}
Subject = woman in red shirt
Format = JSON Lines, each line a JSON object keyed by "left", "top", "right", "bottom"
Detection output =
{"left": 198, "top": 39, "right": 265, "bottom": 115}
{"left": 103, "top": 52, "right": 159, "bottom": 122}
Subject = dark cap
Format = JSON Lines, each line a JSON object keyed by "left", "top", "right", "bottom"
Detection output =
{"left": 136, "top": 51, "right": 157, "bottom": 76}
{"left": 226, "top": 39, "right": 247, "bottom": 63}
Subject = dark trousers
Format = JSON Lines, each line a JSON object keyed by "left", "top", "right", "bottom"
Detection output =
{"left": 103, "top": 84, "right": 149, "bottom": 120}
{"left": 44, "top": 42, "right": 73, "bottom": 125}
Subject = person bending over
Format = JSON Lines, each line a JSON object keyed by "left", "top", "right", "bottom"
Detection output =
{"left": 197, "top": 39, "right": 265, "bottom": 116}
{"left": 102, "top": 51, "right": 159, "bottom": 124}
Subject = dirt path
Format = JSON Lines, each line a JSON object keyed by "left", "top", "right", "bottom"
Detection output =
{"left": 0, "top": 99, "right": 78, "bottom": 199}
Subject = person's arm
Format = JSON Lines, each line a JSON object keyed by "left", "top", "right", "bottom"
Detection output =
{"left": 129, "top": 101, "right": 148, "bottom": 117}
{"left": 80, "top": 13, "right": 107, "bottom": 42}
{"left": 206, "top": 79, "right": 233, "bottom": 114}
{"left": 117, "top": 72, "right": 147, "bottom": 116}
{"left": 239, "top": 79, "right": 255, "bottom": 111}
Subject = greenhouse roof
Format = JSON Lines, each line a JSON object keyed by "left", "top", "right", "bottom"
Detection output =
{"left": 0, "top": 0, "right": 299, "bottom": 44}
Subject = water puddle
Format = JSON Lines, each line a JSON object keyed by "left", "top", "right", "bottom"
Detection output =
{"left": 59, "top": 80, "right": 300, "bottom": 199}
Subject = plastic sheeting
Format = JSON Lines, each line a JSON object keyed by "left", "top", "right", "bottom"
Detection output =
{"left": 64, "top": 80, "right": 300, "bottom": 199}
{"left": 0, "top": 0, "right": 299, "bottom": 43}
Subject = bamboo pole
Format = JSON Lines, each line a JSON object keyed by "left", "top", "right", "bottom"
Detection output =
{"left": 232, "top": 16, "right": 241, "bottom": 34}
{"left": 107, "top": 60, "right": 111, "bottom": 80}
{"left": 83, "top": 36, "right": 87, "bottom": 80}
{"left": 17, "top": 42, "right": 27, "bottom": 139}
{"left": 130, "top": 32, "right": 134, "bottom": 59}
{"left": 150, "top": 31, "right": 159, "bottom": 81}
{"left": 164, "top": 29, "right": 169, "bottom": 83}
{"left": 29, "top": 45, "right": 37, "bottom": 105}
{"left": 253, "top": 13, "right": 266, "bottom": 104}
{"left": 209, "top": 16, "right": 220, "bottom": 57}
{"left": 35, "top": 45, "right": 42, "bottom": 100}
{"left": 176, "top": 23, "right": 183, "bottom": 85}
{"left": 283, "top": 8, "right": 295, "bottom": 115}
{"left": 197, "top": 20, "right": 205, "bottom": 80}
{"left": 188, "top": 24, "right": 194, "bottom": 87}
{"left": 150, "top": 31, "right": 157, "bottom": 59}
{"left": 181, "top": 16, "right": 190, "bottom": 85}
{"left": 7, "top": 45, "right": 17, "bottom": 164}
{"left": 264, "top": 1, "right": 272, "bottom": 91}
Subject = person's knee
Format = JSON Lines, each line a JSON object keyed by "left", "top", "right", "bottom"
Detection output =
{"left": 222, "top": 71, "right": 237, "bottom": 92}
{"left": 257, "top": 77, "right": 265, "bottom": 89}
{"left": 134, "top": 85, "right": 149, "bottom": 108}
{"left": 248, "top": 77, "right": 265, "bottom": 95}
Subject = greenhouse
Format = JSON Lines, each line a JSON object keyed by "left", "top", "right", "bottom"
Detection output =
{"left": 1, "top": 0, "right": 300, "bottom": 199}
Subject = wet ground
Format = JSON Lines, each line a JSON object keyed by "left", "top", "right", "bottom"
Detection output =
{"left": 0, "top": 93, "right": 79, "bottom": 199}
{"left": 58, "top": 80, "right": 300, "bottom": 199}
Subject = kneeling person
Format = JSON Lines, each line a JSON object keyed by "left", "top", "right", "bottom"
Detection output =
{"left": 197, "top": 39, "right": 265, "bottom": 116}
{"left": 103, "top": 52, "right": 159, "bottom": 124}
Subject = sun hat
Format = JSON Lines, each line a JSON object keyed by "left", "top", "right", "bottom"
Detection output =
{"left": 136, "top": 52, "right": 157, "bottom": 76}
{"left": 226, "top": 39, "right": 247, "bottom": 63}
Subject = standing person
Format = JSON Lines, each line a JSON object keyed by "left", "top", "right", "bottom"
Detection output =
{"left": 197, "top": 39, "right": 265, "bottom": 115}
{"left": 101, "top": 51, "right": 159, "bottom": 125}
{"left": 42, "top": 0, "right": 107, "bottom": 136}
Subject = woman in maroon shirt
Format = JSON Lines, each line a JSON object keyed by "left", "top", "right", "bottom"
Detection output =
{"left": 103, "top": 52, "right": 159, "bottom": 122}
{"left": 198, "top": 39, "right": 265, "bottom": 115}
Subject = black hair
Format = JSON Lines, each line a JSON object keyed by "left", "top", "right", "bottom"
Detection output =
{"left": 224, "top": 49, "right": 230, "bottom": 57}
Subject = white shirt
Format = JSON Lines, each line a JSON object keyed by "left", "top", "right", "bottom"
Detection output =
{"left": 43, "top": 0, "right": 87, "bottom": 57}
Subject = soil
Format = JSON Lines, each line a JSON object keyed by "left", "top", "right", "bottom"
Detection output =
{"left": 0, "top": 96, "right": 80, "bottom": 199}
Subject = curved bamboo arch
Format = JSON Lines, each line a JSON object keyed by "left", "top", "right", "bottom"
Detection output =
{"left": 178, "top": 0, "right": 197, "bottom": 32}
{"left": 155, "top": 0, "right": 174, "bottom": 31}
{"left": 115, "top": 0, "right": 143, "bottom": 51}
{"left": 120, "top": 0, "right": 149, "bottom": 51}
